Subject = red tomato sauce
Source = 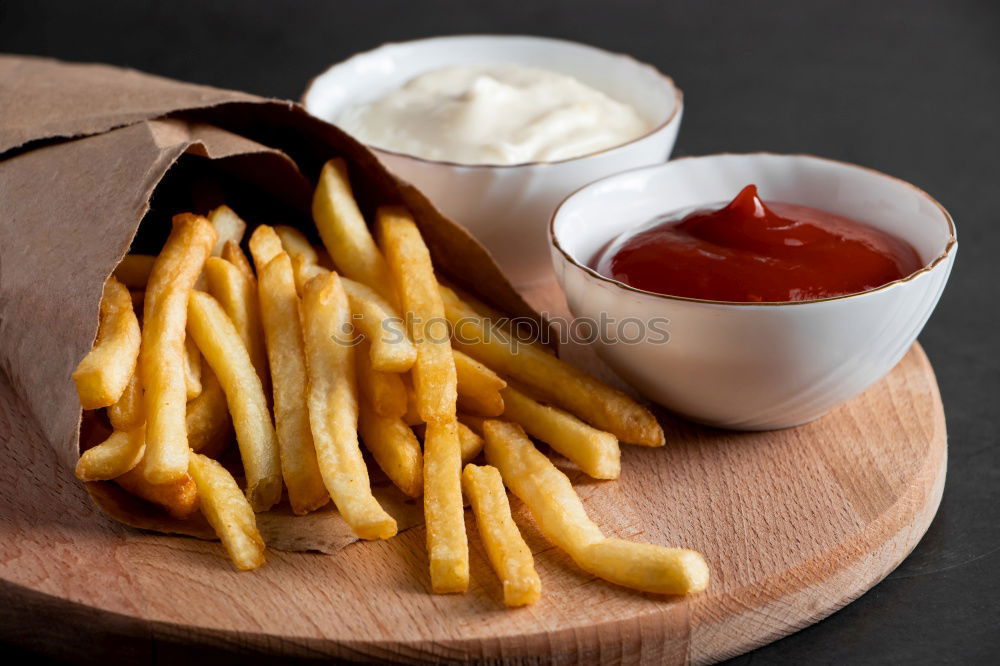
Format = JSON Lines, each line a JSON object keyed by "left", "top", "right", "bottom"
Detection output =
{"left": 592, "top": 185, "right": 923, "bottom": 302}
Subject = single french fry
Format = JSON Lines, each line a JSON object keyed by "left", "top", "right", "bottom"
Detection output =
{"left": 248, "top": 225, "right": 286, "bottom": 268}
{"left": 108, "top": 370, "right": 144, "bottom": 432}
{"left": 501, "top": 385, "right": 620, "bottom": 480}
{"left": 203, "top": 256, "right": 269, "bottom": 388}
{"left": 312, "top": 158, "right": 396, "bottom": 300}
{"left": 256, "top": 252, "right": 329, "bottom": 514}
{"left": 188, "top": 451, "right": 266, "bottom": 571}
{"left": 73, "top": 277, "right": 141, "bottom": 409}
{"left": 116, "top": 459, "right": 199, "bottom": 520}
{"left": 377, "top": 206, "right": 456, "bottom": 422}
{"left": 187, "top": 290, "right": 282, "bottom": 512}
{"left": 113, "top": 254, "right": 156, "bottom": 289}
{"left": 342, "top": 277, "right": 416, "bottom": 374}
{"left": 274, "top": 225, "right": 318, "bottom": 266}
{"left": 455, "top": 349, "right": 506, "bottom": 417}
{"left": 222, "top": 240, "right": 256, "bottom": 285}
{"left": 484, "top": 421, "right": 709, "bottom": 595}
{"left": 458, "top": 421, "right": 484, "bottom": 464}
{"left": 442, "top": 287, "right": 664, "bottom": 447}
{"left": 186, "top": 366, "right": 232, "bottom": 460}
{"left": 208, "top": 204, "right": 247, "bottom": 257}
{"left": 458, "top": 413, "right": 486, "bottom": 436}
{"left": 462, "top": 464, "right": 541, "bottom": 606}
{"left": 184, "top": 335, "right": 203, "bottom": 400}
{"left": 355, "top": 340, "right": 408, "bottom": 419}
{"left": 300, "top": 272, "right": 397, "bottom": 540}
{"left": 423, "top": 418, "right": 469, "bottom": 593}
{"left": 291, "top": 255, "right": 328, "bottom": 296}
{"left": 141, "top": 214, "right": 216, "bottom": 484}
{"left": 358, "top": 399, "right": 423, "bottom": 498}
{"left": 75, "top": 426, "right": 146, "bottom": 481}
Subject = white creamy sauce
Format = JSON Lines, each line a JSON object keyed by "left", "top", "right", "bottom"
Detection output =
{"left": 337, "top": 64, "right": 652, "bottom": 165}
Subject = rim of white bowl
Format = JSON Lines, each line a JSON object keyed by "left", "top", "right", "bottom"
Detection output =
{"left": 550, "top": 152, "right": 958, "bottom": 307}
{"left": 301, "top": 34, "right": 683, "bottom": 169}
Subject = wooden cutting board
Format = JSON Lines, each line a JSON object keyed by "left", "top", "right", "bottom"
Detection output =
{"left": 0, "top": 282, "right": 945, "bottom": 665}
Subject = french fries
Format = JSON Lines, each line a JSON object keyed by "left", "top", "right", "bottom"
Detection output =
{"left": 484, "top": 420, "right": 708, "bottom": 595}
{"left": 204, "top": 255, "right": 268, "bottom": 387}
{"left": 184, "top": 335, "right": 203, "bottom": 400}
{"left": 442, "top": 286, "right": 664, "bottom": 447}
{"left": 189, "top": 451, "right": 265, "bottom": 571}
{"left": 255, "top": 250, "right": 329, "bottom": 515}
{"left": 116, "top": 458, "right": 199, "bottom": 520}
{"left": 108, "top": 370, "right": 143, "bottom": 432}
{"left": 312, "top": 158, "right": 395, "bottom": 300}
{"left": 422, "top": 418, "right": 469, "bottom": 593}
{"left": 355, "top": 340, "right": 408, "bottom": 419}
{"left": 501, "top": 385, "right": 620, "bottom": 480}
{"left": 358, "top": 399, "right": 423, "bottom": 498}
{"left": 377, "top": 206, "right": 456, "bottom": 422}
{"left": 342, "top": 277, "right": 416, "bottom": 374}
{"left": 186, "top": 366, "right": 232, "bottom": 460}
{"left": 187, "top": 290, "right": 282, "bottom": 512}
{"left": 73, "top": 277, "right": 141, "bottom": 409}
{"left": 76, "top": 154, "right": 706, "bottom": 595}
{"left": 455, "top": 350, "right": 506, "bottom": 417}
{"left": 462, "top": 464, "right": 541, "bottom": 606}
{"left": 75, "top": 426, "right": 145, "bottom": 481}
{"left": 141, "top": 213, "right": 216, "bottom": 484}
{"left": 208, "top": 204, "right": 247, "bottom": 257}
{"left": 112, "top": 254, "right": 155, "bottom": 289}
{"left": 300, "top": 272, "right": 397, "bottom": 540}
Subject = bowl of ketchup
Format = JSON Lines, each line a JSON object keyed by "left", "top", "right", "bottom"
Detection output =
{"left": 550, "top": 153, "right": 956, "bottom": 430}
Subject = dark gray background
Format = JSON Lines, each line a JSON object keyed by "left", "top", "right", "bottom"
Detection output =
{"left": 2, "top": 0, "right": 997, "bottom": 663}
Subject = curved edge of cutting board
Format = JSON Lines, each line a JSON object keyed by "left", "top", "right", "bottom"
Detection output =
{"left": 0, "top": 344, "right": 947, "bottom": 665}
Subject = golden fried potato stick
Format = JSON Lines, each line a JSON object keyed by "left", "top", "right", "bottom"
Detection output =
{"left": 423, "top": 418, "right": 469, "bottom": 593}
{"left": 501, "top": 385, "right": 620, "bottom": 480}
{"left": 186, "top": 366, "right": 232, "bottom": 460}
{"left": 248, "top": 224, "right": 285, "bottom": 267}
{"left": 462, "top": 464, "right": 541, "bottom": 606}
{"left": 401, "top": 380, "right": 421, "bottom": 426}
{"left": 312, "top": 158, "right": 395, "bottom": 301}
{"left": 203, "top": 256, "right": 269, "bottom": 388}
{"left": 358, "top": 399, "right": 423, "bottom": 498}
{"left": 291, "top": 254, "right": 328, "bottom": 296}
{"left": 108, "top": 370, "right": 143, "bottom": 432}
{"left": 141, "top": 214, "right": 216, "bottom": 484}
{"left": 377, "top": 206, "right": 457, "bottom": 422}
{"left": 75, "top": 426, "right": 145, "bottom": 481}
{"left": 454, "top": 349, "right": 506, "bottom": 417}
{"left": 189, "top": 451, "right": 266, "bottom": 571}
{"left": 116, "top": 459, "right": 199, "bottom": 520}
{"left": 222, "top": 240, "right": 256, "bottom": 286}
{"left": 342, "top": 277, "right": 416, "bottom": 374}
{"left": 458, "top": 421, "right": 484, "bottom": 464}
{"left": 441, "top": 287, "right": 664, "bottom": 447}
{"left": 300, "top": 272, "right": 397, "bottom": 540}
{"left": 113, "top": 254, "right": 156, "bottom": 289}
{"left": 256, "top": 252, "right": 329, "bottom": 515}
{"left": 355, "top": 340, "right": 408, "bottom": 419}
{"left": 208, "top": 204, "right": 247, "bottom": 257}
{"left": 73, "top": 277, "right": 141, "bottom": 409}
{"left": 484, "top": 421, "right": 709, "bottom": 595}
{"left": 184, "top": 335, "right": 203, "bottom": 400}
{"left": 274, "top": 225, "right": 318, "bottom": 266}
{"left": 187, "top": 290, "right": 282, "bottom": 512}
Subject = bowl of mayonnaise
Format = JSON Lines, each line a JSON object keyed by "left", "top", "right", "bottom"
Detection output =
{"left": 303, "top": 35, "right": 682, "bottom": 286}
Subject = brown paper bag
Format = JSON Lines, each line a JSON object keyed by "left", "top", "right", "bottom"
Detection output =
{"left": 0, "top": 55, "right": 540, "bottom": 552}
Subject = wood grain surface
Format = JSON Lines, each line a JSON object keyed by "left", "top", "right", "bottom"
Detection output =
{"left": 0, "top": 281, "right": 946, "bottom": 665}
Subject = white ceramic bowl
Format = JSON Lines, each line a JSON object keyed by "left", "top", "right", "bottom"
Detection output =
{"left": 303, "top": 35, "right": 682, "bottom": 286}
{"left": 551, "top": 153, "right": 957, "bottom": 430}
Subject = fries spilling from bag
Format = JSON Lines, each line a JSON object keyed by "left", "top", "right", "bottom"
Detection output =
{"left": 72, "top": 157, "right": 708, "bottom": 603}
